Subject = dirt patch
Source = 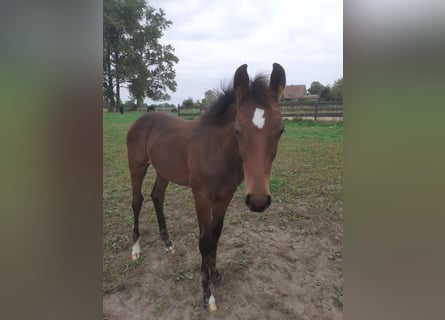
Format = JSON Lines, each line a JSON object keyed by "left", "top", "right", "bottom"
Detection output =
{"left": 103, "top": 191, "right": 342, "bottom": 320}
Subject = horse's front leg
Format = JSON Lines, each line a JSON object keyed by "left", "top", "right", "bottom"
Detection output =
{"left": 193, "top": 191, "right": 218, "bottom": 312}
{"left": 209, "top": 196, "right": 232, "bottom": 286}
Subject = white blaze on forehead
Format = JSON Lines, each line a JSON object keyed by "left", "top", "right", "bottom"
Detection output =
{"left": 252, "top": 107, "right": 265, "bottom": 129}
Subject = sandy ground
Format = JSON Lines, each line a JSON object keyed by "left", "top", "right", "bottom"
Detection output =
{"left": 103, "top": 190, "right": 343, "bottom": 320}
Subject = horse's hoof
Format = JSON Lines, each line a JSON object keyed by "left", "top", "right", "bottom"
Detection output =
{"left": 131, "top": 253, "right": 140, "bottom": 260}
{"left": 165, "top": 244, "right": 175, "bottom": 254}
{"left": 208, "top": 302, "right": 217, "bottom": 312}
{"left": 208, "top": 295, "right": 217, "bottom": 312}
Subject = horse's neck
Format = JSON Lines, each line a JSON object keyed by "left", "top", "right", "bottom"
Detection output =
{"left": 195, "top": 103, "right": 241, "bottom": 159}
{"left": 196, "top": 117, "right": 239, "bottom": 155}
{"left": 193, "top": 118, "right": 244, "bottom": 184}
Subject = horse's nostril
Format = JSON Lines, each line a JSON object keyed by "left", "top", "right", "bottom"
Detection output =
{"left": 245, "top": 193, "right": 271, "bottom": 212}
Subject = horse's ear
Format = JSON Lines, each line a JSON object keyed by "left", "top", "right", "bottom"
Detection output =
{"left": 234, "top": 64, "right": 249, "bottom": 100}
{"left": 270, "top": 63, "right": 286, "bottom": 101}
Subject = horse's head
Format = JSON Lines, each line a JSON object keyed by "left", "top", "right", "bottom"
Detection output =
{"left": 233, "top": 63, "right": 285, "bottom": 212}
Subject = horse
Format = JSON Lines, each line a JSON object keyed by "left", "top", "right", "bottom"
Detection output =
{"left": 126, "top": 63, "right": 286, "bottom": 311}
{"left": 146, "top": 105, "right": 155, "bottom": 112}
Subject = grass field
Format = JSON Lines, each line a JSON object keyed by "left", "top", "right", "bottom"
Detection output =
{"left": 103, "top": 111, "right": 343, "bottom": 319}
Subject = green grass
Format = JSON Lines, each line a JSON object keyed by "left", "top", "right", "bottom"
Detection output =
{"left": 103, "top": 112, "right": 147, "bottom": 292}
{"left": 270, "top": 120, "right": 343, "bottom": 202}
{"left": 103, "top": 112, "right": 343, "bottom": 293}
{"left": 283, "top": 119, "right": 343, "bottom": 142}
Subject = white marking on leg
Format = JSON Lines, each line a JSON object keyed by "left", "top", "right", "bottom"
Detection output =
{"left": 165, "top": 243, "right": 175, "bottom": 254}
{"left": 252, "top": 107, "right": 265, "bottom": 129}
{"left": 131, "top": 239, "right": 141, "bottom": 260}
{"left": 208, "top": 294, "right": 217, "bottom": 312}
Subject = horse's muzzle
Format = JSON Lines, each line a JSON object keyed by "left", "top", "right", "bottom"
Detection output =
{"left": 245, "top": 194, "right": 272, "bottom": 213}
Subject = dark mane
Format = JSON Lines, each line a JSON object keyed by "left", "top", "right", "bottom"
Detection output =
{"left": 198, "top": 87, "right": 236, "bottom": 125}
{"left": 199, "top": 74, "right": 274, "bottom": 125}
{"left": 249, "top": 74, "right": 276, "bottom": 107}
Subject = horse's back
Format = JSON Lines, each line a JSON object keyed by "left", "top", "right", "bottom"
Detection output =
{"left": 127, "top": 113, "right": 194, "bottom": 185}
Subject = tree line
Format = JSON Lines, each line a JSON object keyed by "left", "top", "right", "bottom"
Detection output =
{"left": 179, "top": 78, "right": 343, "bottom": 108}
{"left": 136, "top": 77, "right": 344, "bottom": 111}
{"left": 308, "top": 77, "right": 343, "bottom": 101}
{"left": 103, "top": 0, "right": 178, "bottom": 112}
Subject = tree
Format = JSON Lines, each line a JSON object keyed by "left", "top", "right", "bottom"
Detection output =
{"left": 203, "top": 89, "right": 217, "bottom": 107}
{"left": 127, "top": 7, "right": 178, "bottom": 106}
{"left": 103, "top": 0, "right": 178, "bottom": 111}
{"left": 308, "top": 81, "right": 325, "bottom": 95}
{"left": 320, "top": 86, "right": 333, "bottom": 101}
{"left": 104, "top": 0, "right": 145, "bottom": 112}
{"left": 182, "top": 97, "right": 194, "bottom": 108}
{"left": 330, "top": 77, "right": 343, "bottom": 101}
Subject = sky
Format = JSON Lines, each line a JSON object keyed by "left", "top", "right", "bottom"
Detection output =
{"left": 126, "top": 0, "right": 343, "bottom": 106}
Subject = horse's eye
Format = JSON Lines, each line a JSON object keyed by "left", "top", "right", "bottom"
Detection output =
{"left": 235, "top": 129, "right": 241, "bottom": 137}
{"left": 278, "top": 128, "right": 285, "bottom": 137}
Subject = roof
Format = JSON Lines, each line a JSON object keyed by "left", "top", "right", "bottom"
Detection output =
{"left": 282, "top": 85, "right": 307, "bottom": 99}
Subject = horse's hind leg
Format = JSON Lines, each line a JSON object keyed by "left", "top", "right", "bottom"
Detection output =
{"left": 129, "top": 162, "right": 148, "bottom": 260}
{"left": 151, "top": 175, "right": 175, "bottom": 253}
